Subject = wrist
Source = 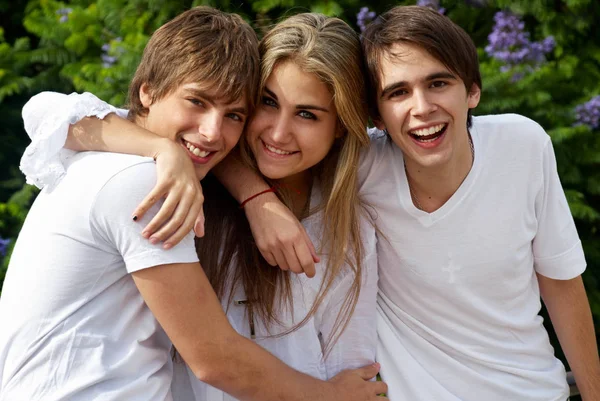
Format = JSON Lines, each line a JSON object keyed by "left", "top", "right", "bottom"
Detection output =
{"left": 147, "top": 136, "right": 179, "bottom": 160}
{"left": 240, "top": 186, "right": 278, "bottom": 209}
{"left": 242, "top": 191, "right": 279, "bottom": 214}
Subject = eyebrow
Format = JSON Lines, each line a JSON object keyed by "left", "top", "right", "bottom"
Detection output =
{"left": 185, "top": 88, "right": 247, "bottom": 115}
{"left": 264, "top": 86, "right": 330, "bottom": 113}
{"left": 380, "top": 71, "right": 457, "bottom": 99}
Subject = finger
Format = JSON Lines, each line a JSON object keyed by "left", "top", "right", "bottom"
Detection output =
{"left": 133, "top": 186, "right": 167, "bottom": 226}
{"left": 163, "top": 200, "right": 201, "bottom": 249}
{"left": 301, "top": 228, "right": 320, "bottom": 264}
{"left": 144, "top": 194, "right": 184, "bottom": 241}
{"left": 194, "top": 207, "right": 205, "bottom": 238}
{"left": 356, "top": 363, "right": 380, "bottom": 381}
{"left": 151, "top": 197, "right": 194, "bottom": 244}
{"left": 262, "top": 251, "right": 277, "bottom": 267}
{"left": 282, "top": 242, "right": 303, "bottom": 275}
{"left": 294, "top": 241, "right": 316, "bottom": 278}
{"left": 373, "top": 381, "right": 388, "bottom": 395}
{"left": 271, "top": 248, "right": 290, "bottom": 271}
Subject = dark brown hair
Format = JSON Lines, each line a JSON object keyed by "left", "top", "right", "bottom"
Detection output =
{"left": 361, "top": 5, "right": 481, "bottom": 127}
{"left": 127, "top": 6, "right": 260, "bottom": 119}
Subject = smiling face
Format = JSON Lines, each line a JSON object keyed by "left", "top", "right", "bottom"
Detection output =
{"left": 246, "top": 61, "right": 339, "bottom": 187}
{"left": 139, "top": 82, "right": 248, "bottom": 180}
{"left": 375, "top": 42, "right": 480, "bottom": 171}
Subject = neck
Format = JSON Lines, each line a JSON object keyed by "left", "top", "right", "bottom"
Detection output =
{"left": 405, "top": 133, "right": 473, "bottom": 213}
{"left": 277, "top": 171, "right": 312, "bottom": 218}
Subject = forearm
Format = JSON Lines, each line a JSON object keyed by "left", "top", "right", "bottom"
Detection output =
{"left": 200, "top": 334, "right": 335, "bottom": 401}
{"left": 212, "top": 148, "right": 270, "bottom": 203}
{"left": 538, "top": 274, "right": 600, "bottom": 399}
{"left": 68, "top": 114, "right": 169, "bottom": 159}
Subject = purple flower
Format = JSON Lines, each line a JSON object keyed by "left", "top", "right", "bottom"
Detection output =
{"left": 0, "top": 237, "right": 10, "bottom": 257}
{"left": 416, "top": 0, "right": 445, "bottom": 14}
{"left": 101, "top": 54, "right": 117, "bottom": 68}
{"left": 101, "top": 39, "right": 124, "bottom": 68}
{"left": 485, "top": 11, "right": 554, "bottom": 70}
{"left": 56, "top": 7, "right": 72, "bottom": 23}
{"left": 574, "top": 96, "right": 600, "bottom": 130}
{"left": 357, "top": 7, "right": 376, "bottom": 32}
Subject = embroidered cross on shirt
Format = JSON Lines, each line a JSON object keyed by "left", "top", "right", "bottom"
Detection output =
{"left": 442, "top": 257, "right": 462, "bottom": 284}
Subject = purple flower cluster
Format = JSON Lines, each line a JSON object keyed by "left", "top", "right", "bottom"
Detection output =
{"left": 56, "top": 7, "right": 73, "bottom": 23}
{"left": 356, "top": 7, "right": 376, "bottom": 32}
{"left": 416, "top": 0, "right": 445, "bottom": 14}
{"left": 485, "top": 11, "right": 555, "bottom": 71}
{"left": 574, "top": 96, "right": 600, "bottom": 130}
{"left": 0, "top": 237, "right": 10, "bottom": 257}
{"left": 101, "top": 37, "right": 122, "bottom": 68}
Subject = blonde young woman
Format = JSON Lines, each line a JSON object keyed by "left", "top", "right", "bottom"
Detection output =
{"left": 178, "top": 13, "right": 378, "bottom": 400}
{"left": 19, "top": 12, "right": 379, "bottom": 401}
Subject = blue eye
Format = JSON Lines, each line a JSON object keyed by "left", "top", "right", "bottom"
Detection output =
{"left": 262, "top": 96, "right": 277, "bottom": 108}
{"left": 188, "top": 98, "right": 204, "bottom": 107}
{"left": 298, "top": 110, "right": 317, "bottom": 120}
{"left": 227, "top": 113, "right": 244, "bottom": 122}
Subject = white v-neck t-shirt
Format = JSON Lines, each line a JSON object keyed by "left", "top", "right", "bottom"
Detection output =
{"left": 358, "top": 114, "right": 585, "bottom": 401}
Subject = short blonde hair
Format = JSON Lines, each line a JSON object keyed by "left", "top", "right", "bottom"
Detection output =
{"left": 127, "top": 6, "right": 260, "bottom": 118}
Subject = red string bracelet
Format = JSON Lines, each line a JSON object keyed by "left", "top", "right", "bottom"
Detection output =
{"left": 239, "top": 186, "right": 278, "bottom": 208}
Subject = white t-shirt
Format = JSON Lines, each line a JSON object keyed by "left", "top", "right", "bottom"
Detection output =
{"left": 0, "top": 151, "right": 198, "bottom": 400}
{"left": 172, "top": 185, "right": 379, "bottom": 401}
{"left": 358, "top": 114, "right": 586, "bottom": 401}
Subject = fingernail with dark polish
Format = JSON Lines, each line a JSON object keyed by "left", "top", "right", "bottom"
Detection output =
{"left": 132, "top": 215, "right": 138, "bottom": 221}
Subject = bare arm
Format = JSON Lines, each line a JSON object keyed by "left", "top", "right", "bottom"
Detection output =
{"left": 538, "top": 274, "right": 600, "bottom": 400}
{"left": 213, "top": 151, "right": 319, "bottom": 277}
{"left": 22, "top": 91, "right": 204, "bottom": 244}
{"left": 132, "top": 262, "right": 387, "bottom": 401}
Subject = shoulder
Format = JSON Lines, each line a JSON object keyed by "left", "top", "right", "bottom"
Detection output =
{"left": 473, "top": 113, "right": 550, "bottom": 148}
{"left": 63, "top": 152, "right": 157, "bottom": 202}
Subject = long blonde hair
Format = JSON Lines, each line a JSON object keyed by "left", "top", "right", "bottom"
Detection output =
{"left": 198, "top": 13, "right": 370, "bottom": 356}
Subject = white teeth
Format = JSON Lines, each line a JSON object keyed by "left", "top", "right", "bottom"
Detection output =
{"left": 265, "top": 142, "right": 293, "bottom": 155}
{"left": 410, "top": 124, "right": 446, "bottom": 137}
{"left": 185, "top": 141, "right": 210, "bottom": 158}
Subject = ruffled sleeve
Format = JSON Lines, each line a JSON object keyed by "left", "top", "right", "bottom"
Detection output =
{"left": 20, "top": 91, "right": 126, "bottom": 190}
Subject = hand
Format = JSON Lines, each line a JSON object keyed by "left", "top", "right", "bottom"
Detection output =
{"left": 243, "top": 192, "right": 319, "bottom": 277}
{"left": 131, "top": 139, "right": 205, "bottom": 248}
{"left": 328, "top": 363, "right": 388, "bottom": 400}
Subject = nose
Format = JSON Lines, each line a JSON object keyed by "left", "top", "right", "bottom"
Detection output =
{"left": 269, "top": 113, "right": 292, "bottom": 144}
{"left": 199, "top": 110, "right": 223, "bottom": 143}
{"left": 410, "top": 89, "right": 437, "bottom": 117}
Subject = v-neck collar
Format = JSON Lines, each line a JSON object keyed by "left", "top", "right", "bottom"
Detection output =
{"left": 398, "top": 125, "right": 482, "bottom": 227}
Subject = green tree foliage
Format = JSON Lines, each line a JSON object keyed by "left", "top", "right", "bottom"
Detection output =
{"left": 0, "top": 0, "right": 599, "bottom": 368}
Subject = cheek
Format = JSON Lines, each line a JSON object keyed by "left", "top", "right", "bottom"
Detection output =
{"left": 224, "top": 126, "right": 244, "bottom": 151}
{"left": 246, "top": 112, "right": 272, "bottom": 142}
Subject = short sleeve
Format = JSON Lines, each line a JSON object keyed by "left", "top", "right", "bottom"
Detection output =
{"left": 20, "top": 91, "right": 126, "bottom": 190}
{"left": 316, "top": 222, "right": 378, "bottom": 378}
{"left": 90, "top": 161, "right": 198, "bottom": 273}
{"left": 533, "top": 139, "right": 586, "bottom": 279}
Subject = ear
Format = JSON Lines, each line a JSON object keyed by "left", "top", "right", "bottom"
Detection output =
{"left": 139, "top": 83, "right": 153, "bottom": 108}
{"left": 467, "top": 83, "right": 481, "bottom": 109}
